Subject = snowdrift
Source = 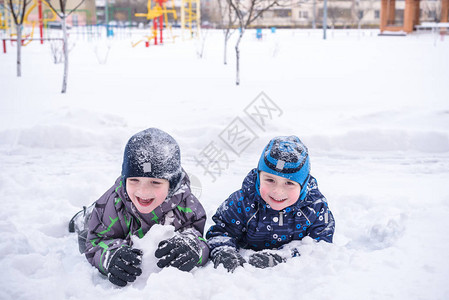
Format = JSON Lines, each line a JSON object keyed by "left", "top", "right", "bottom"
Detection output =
{"left": 1, "top": 29, "right": 448, "bottom": 300}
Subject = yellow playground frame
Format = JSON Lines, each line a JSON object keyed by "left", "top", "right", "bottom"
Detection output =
{"left": 132, "top": 0, "right": 201, "bottom": 47}
{"left": 133, "top": 0, "right": 178, "bottom": 47}
{"left": 1, "top": 0, "right": 56, "bottom": 46}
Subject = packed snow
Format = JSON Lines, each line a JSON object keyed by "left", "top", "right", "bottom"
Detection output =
{"left": 1, "top": 28, "right": 448, "bottom": 300}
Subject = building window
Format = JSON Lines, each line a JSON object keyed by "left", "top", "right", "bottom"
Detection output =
{"left": 274, "top": 9, "right": 291, "bottom": 18}
{"left": 72, "top": 14, "right": 79, "bottom": 26}
{"left": 358, "top": 11, "right": 364, "bottom": 19}
{"left": 374, "top": 10, "right": 380, "bottom": 19}
{"left": 299, "top": 11, "right": 308, "bottom": 19}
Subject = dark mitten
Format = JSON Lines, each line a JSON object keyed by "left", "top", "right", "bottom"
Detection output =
{"left": 211, "top": 247, "right": 246, "bottom": 272}
{"left": 248, "top": 252, "right": 285, "bottom": 269}
{"left": 155, "top": 233, "right": 202, "bottom": 272}
{"left": 107, "top": 247, "right": 143, "bottom": 287}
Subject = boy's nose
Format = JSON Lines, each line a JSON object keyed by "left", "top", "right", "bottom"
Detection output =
{"left": 137, "top": 185, "right": 154, "bottom": 197}
{"left": 272, "top": 184, "right": 283, "bottom": 195}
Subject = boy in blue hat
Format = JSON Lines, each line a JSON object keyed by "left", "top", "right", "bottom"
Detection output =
{"left": 206, "top": 135, "right": 335, "bottom": 272}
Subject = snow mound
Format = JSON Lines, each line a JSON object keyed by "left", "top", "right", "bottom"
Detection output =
{"left": 306, "top": 129, "right": 449, "bottom": 153}
{"left": 131, "top": 224, "right": 175, "bottom": 289}
{"left": 347, "top": 213, "right": 408, "bottom": 251}
{"left": 0, "top": 108, "right": 130, "bottom": 149}
{"left": 0, "top": 124, "right": 99, "bottom": 148}
{"left": 1, "top": 29, "right": 449, "bottom": 300}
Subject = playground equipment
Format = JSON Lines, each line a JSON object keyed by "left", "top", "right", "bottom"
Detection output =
{"left": 380, "top": 0, "right": 449, "bottom": 33}
{"left": 108, "top": 7, "right": 132, "bottom": 27}
{"left": 5, "top": 0, "right": 40, "bottom": 48}
{"left": 43, "top": 8, "right": 93, "bottom": 28}
{"left": 5, "top": 0, "right": 55, "bottom": 43}
{"left": 42, "top": 7, "right": 58, "bottom": 27}
{"left": 134, "top": 0, "right": 178, "bottom": 46}
{"left": 181, "top": 0, "right": 201, "bottom": 39}
{"left": 2, "top": 0, "right": 63, "bottom": 54}
{"left": 23, "top": 0, "right": 42, "bottom": 44}
{"left": 133, "top": 0, "right": 201, "bottom": 47}
{"left": 1, "top": 3, "right": 10, "bottom": 30}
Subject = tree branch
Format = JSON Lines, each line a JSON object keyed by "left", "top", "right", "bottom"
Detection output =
{"left": 227, "top": 0, "right": 244, "bottom": 27}
{"left": 7, "top": 0, "right": 20, "bottom": 25}
{"left": 67, "top": 0, "right": 85, "bottom": 17}
{"left": 60, "top": 0, "right": 65, "bottom": 15}
{"left": 42, "top": 0, "right": 63, "bottom": 18}
{"left": 249, "top": 0, "right": 280, "bottom": 24}
{"left": 19, "top": 0, "right": 29, "bottom": 24}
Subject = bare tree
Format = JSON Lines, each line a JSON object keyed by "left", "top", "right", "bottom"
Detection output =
{"left": 6, "top": 0, "right": 29, "bottom": 77}
{"left": 320, "top": 4, "right": 353, "bottom": 29}
{"left": 196, "top": 28, "right": 209, "bottom": 58}
{"left": 351, "top": 0, "right": 363, "bottom": 29}
{"left": 228, "top": 0, "right": 282, "bottom": 85}
{"left": 327, "top": 5, "right": 339, "bottom": 29}
{"left": 217, "top": 0, "right": 237, "bottom": 65}
{"left": 43, "top": 0, "right": 85, "bottom": 93}
{"left": 422, "top": 0, "right": 441, "bottom": 22}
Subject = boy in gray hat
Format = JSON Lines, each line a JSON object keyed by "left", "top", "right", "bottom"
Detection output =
{"left": 69, "top": 128, "right": 209, "bottom": 286}
{"left": 206, "top": 135, "right": 335, "bottom": 272}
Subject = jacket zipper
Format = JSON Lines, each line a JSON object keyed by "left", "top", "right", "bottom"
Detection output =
{"left": 247, "top": 206, "right": 259, "bottom": 228}
{"left": 279, "top": 211, "right": 283, "bottom": 226}
{"left": 300, "top": 208, "right": 311, "bottom": 224}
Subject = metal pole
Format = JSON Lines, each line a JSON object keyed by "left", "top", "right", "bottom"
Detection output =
{"left": 323, "top": 0, "right": 327, "bottom": 39}
{"left": 159, "top": 15, "right": 163, "bottom": 44}
{"left": 154, "top": 17, "right": 158, "bottom": 45}
{"left": 38, "top": 0, "right": 43, "bottom": 44}
{"left": 105, "top": 0, "right": 109, "bottom": 37}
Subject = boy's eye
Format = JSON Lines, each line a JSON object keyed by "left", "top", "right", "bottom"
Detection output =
{"left": 265, "top": 178, "right": 275, "bottom": 183}
{"left": 152, "top": 181, "right": 162, "bottom": 185}
{"left": 129, "top": 178, "right": 139, "bottom": 183}
{"left": 286, "top": 181, "right": 299, "bottom": 187}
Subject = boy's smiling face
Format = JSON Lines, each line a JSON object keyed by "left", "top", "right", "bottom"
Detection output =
{"left": 126, "top": 177, "right": 169, "bottom": 214}
{"left": 259, "top": 171, "right": 301, "bottom": 211}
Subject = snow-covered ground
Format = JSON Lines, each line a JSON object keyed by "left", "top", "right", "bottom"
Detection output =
{"left": 1, "top": 28, "right": 448, "bottom": 300}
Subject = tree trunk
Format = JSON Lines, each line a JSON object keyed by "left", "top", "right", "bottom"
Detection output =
{"left": 235, "top": 29, "right": 244, "bottom": 85}
{"left": 16, "top": 24, "right": 22, "bottom": 77}
{"left": 61, "top": 16, "right": 68, "bottom": 93}
{"left": 224, "top": 31, "right": 229, "bottom": 65}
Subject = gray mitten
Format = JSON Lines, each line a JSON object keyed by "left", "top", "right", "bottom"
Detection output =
{"left": 155, "top": 233, "right": 202, "bottom": 272}
{"left": 211, "top": 247, "right": 246, "bottom": 272}
{"left": 248, "top": 252, "right": 285, "bottom": 269}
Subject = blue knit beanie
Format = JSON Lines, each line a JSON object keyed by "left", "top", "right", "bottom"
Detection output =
{"left": 257, "top": 136, "right": 310, "bottom": 201}
{"left": 122, "top": 128, "right": 182, "bottom": 196}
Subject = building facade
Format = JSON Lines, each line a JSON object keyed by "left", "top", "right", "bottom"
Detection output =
{"left": 205, "top": 0, "right": 447, "bottom": 29}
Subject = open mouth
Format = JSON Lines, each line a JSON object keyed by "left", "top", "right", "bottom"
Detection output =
{"left": 136, "top": 196, "right": 155, "bottom": 207}
{"left": 269, "top": 196, "right": 287, "bottom": 202}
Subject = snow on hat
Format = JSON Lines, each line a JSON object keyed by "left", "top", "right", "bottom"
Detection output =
{"left": 122, "top": 128, "right": 182, "bottom": 196}
{"left": 257, "top": 136, "right": 310, "bottom": 201}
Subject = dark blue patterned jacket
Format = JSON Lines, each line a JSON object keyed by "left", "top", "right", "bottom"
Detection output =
{"left": 206, "top": 169, "right": 335, "bottom": 253}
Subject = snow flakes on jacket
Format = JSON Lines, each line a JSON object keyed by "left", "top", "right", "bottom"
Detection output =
{"left": 85, "top": 173, "right": 209, "bottom": 274}
{"left": 206, "top": 169, "right": 335, "bottom": 252}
